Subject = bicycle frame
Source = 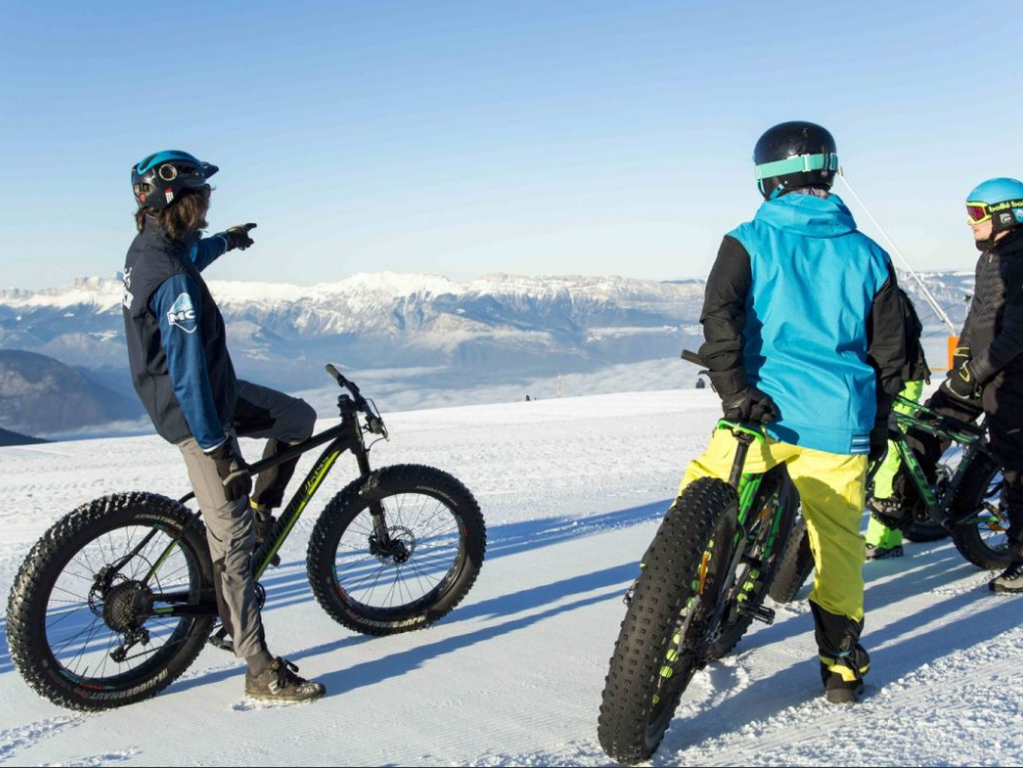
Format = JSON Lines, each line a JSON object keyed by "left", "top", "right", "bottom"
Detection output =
{"left": 147, "top": 388, "right": 390, "bottom": 620}
{"left": 886, "top": 396, "right": 997, "bottom": 531}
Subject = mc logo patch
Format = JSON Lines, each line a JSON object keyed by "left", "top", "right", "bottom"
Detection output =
{"left": 167, "top": 292, "right": 198, "bottom": 334}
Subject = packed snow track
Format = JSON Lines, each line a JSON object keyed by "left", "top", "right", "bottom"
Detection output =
{"left": 1, "top": 391, "right": 1020, "bottom": 766}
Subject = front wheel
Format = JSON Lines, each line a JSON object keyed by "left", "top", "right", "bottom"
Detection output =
{"left": 307, "top": 464, "right": 486, "bottom": 636}
{"left": 950, "top": 461, "right": 1012, "bottom": 570}
{"left": 598, "top": 477, "right": 737, "bottom": 766}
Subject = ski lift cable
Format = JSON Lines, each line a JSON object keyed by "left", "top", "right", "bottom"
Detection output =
{"left": 837, "top": 172, "right": 957, "bottom": 335}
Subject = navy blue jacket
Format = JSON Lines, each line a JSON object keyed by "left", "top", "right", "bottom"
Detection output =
{"left": 122, "top": 222, "right": 236, "bottom": 449}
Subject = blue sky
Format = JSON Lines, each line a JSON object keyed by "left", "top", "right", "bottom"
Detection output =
{"left": 2, "top": 0, "right": 1021, "bottom": 290}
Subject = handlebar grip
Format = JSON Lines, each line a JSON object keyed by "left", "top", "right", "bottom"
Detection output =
{"left": 325, "top": 364, "right": 342, "bottom": 382}
{"left": 681, "top": 349, "right": 704, "bottom": 366}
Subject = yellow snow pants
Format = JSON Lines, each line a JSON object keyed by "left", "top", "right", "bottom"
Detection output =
{"left": 679, "top": 429, "right": 869, "bottom": 622}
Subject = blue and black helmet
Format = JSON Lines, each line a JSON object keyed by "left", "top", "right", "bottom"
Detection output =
{"left": 753, "top": 121, "right": 839, "bottom": 200}
{"left": 965, "top": 178, "right": 1023, "bottom": 233}
{"left": 131, "top": 150, "right": 218, "bottom": 211}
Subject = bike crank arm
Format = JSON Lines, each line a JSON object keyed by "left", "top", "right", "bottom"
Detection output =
{"left": 738, "top": 603, "right": 776, "bottom": 625}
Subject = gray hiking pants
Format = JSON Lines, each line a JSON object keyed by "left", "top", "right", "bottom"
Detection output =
{"left": 177, "top": 381, "right": 317, "bottom": 659}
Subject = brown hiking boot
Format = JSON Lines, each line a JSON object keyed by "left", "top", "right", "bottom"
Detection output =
{"left": 245, "top": 658, "right": 326, "bottom": 703}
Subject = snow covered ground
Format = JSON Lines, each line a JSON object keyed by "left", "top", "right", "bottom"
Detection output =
{"left": 1, "top": 390, "right": 1021, "bottom": 766}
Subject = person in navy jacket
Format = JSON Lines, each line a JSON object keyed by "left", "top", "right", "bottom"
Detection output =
{"left": 122, "top": 151, "right": 325, "bottom": 702}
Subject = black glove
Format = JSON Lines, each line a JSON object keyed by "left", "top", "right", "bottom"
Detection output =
{"left": 869, "top": 393, "right": 895, "bottom": 464}
{"left": 941, "top": 362, "right": 983, "bottom": 402}
{"left": 208, "top": 441, "right": 252, "bottom": 502}
{"left": 719, "top": 386, "right": 778, "bottom": 424}
{"left": 224, "top": 223, "right": 257, "bottom": 251}
{"left": 951, "top": 344, "right": 972, "bottom": 372}
{"left": 868, "top": 419, "right": 891, "bottom": 464}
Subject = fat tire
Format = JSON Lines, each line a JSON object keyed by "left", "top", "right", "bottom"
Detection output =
{"left": 950, "top": 459, "right": 1012, "bottom": 570}
{"left": 6, "top": 493, "right": 215, "bottom": 711}
{"left": 597, "top": 477, "right": 736, "bottom": 766}
{"left": 768, "top": 515, "right": 814, "bottom": 605}
{"left": 307, "top": 464, "right": 486, "bottom": 636}
{"left": 902, "top": 521, "right": 949, "bottom": 543}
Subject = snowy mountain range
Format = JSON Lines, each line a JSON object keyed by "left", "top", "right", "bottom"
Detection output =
{"left": 0, "top": 270, "right": 975, "bottom": 433}
{"left": 0, "top": 273, "right": 710, "bottom": 388}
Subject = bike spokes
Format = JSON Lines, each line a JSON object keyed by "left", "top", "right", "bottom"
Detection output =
{"left": 44, "top": 524, "right": 201, "bottom": 683}
{"left": 333, "top": 492, "right": 464, "bottom": 612}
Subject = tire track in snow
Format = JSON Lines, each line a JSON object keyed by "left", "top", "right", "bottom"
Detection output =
{"left": 0, "top": 717, "right": 83, "bottom": 764}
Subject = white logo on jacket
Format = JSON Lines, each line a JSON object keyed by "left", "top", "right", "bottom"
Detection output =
{"left": 122, "top": 267, "right": 134, "bottom": 310}
{"left": 167, "top": 292, "right": 198, "bottom": 334}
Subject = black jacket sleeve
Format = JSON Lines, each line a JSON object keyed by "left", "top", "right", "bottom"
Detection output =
{"left": 867, "top": 262, "right": 909, "bottom": 400}
{"left": 698, "top": 236, "right": 752, "bottom": 396}
{"left": 958, "top": 252, "right": 984, "bottom": 350}
{"left": 900, "top": 289, "right": 931, "bottom": 384}
{"left": 970, "top": 256, "right": 1023, "bottom": 382}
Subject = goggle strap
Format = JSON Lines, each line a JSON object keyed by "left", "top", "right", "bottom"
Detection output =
{"left": 755, "top": 152, "right": 839, "bottom": 181}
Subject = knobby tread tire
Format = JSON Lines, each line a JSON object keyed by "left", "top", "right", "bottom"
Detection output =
{"left": 598, "top": 477, "right": 736, "bottom": 766}
{"left": 6, "top": 493, "right": 214, "bottom": 711}
{"left": 306, "top": 464, "right": 486, "bottom": 637}
{"left": 768, "top": 515, "right": 814, "bottom": 605}
{"left": 950, "top": 459, "right": 1012, "bottom": 570}
{"left": 902, "top": 521, "right": 949, "bottom": 543}
{"left": 949, "top": 455, "right": 1011, "bottom": 570}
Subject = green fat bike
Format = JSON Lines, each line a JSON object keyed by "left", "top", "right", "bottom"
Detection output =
{"left": 6, "top": 366, "right": 487, "bottom": 711}
{"left": 769, "top": 394, "right": 1010, "bottom": 604}
{"left": 597, "top": 351, "right": 799, "bottom": 765}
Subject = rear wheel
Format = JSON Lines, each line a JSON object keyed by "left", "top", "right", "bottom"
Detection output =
{"left": 307, "top": 464, "right": 486, "bottom": 636}
{"left": 768, "top": 515, "right": 814, "bottom": 604}
{"left": 6, "top": 494, "right": 215, "bottom": 711}
{"left": 951, "top": 462, "right": 1012, "bottom": 570}
{"left": 598, "top": 478, "right": 737, "bottom": 765}
{"left": 903, "top": 521, "right": 949, "bottom": 543}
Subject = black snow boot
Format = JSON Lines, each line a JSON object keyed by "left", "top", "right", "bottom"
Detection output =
{"left": 245, "top": 657, "right": 326, "bottom": 703}
{"left": 866, "top": 543, "right": 904, "bottom": 561}
{"left": 820, "top": 645, "right": 870, "bottom": 704}
{"left": 811, "top": 601, "right": 868, "bottom": 704}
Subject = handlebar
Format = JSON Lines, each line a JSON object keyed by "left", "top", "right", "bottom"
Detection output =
{"left": 325, "top": 364, "right": 388, "bottom": 437}
{"left": 892, "top": 395, "right": 987, "bottom": 439}
{"left": 681, "top": 349, "right": 704, "bottom": 367}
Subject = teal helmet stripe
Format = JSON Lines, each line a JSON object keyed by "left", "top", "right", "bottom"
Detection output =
{"left": 754, "top": 152, "right": 839, "bottom": 181}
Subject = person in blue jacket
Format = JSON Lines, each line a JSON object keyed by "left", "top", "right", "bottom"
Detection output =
{"left": 684, "top": 122, "right": 908, "bottom": 704}
{"left": 122, "top": 151, "right": 325, "bottom": 702}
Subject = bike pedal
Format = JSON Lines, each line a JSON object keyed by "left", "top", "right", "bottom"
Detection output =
{"left": 741, "top": 604, "right": 776, "bottom": 625}
{"left": 208, "top": 628, "right": 235, "bottom": 654}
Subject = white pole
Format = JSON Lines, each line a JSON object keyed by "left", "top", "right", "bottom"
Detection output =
{"left": 837, "top": 173, "right": 957, "bottom": 334}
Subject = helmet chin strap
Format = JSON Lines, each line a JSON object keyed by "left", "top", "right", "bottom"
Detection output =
{"left": 976, "top": 227, "right": 1018, "bottom": 252}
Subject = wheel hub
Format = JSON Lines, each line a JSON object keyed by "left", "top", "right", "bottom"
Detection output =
{"left": 102, "top": 580, "right": 151, "bottom": 634}
{"left": 369, "top": 526, "right": 417, "bottom": 564}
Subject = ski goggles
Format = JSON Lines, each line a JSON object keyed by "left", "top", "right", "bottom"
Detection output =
{"left": 966, "top": 201, "right": 992, "bottom": 225}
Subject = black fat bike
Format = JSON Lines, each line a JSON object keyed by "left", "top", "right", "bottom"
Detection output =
{"left": 769, "top": 394, "right": 1010, "bottom": 604}
{"left": 6, "top": 366, "right": 487, "bottom": 711}
{"left": 597, "top": 351, "right": 800, "bottom": 765}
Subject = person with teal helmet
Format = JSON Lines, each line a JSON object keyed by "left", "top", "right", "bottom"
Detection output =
{"left": 123, "top": 150, "right": 326, "bottom": 702}
{"left": 903, "top": 177, "right": 1023, "bottom": 592}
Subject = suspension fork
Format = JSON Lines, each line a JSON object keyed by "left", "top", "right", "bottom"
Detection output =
{"left": 352, "top": 420, "right": 392, "bottom": 545}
